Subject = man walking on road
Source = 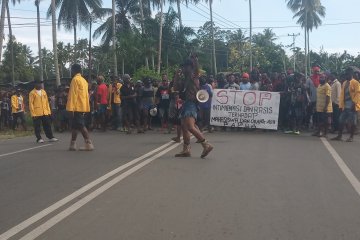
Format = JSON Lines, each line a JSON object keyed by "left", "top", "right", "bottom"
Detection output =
{"left": 332, "top": 67, "right": 360, "bottom": 142}
{"left": 29, "top": 81, "right": 58, "bottom": 143}
{"left": 66, "top": 64, "right": 94, "bottom": 151}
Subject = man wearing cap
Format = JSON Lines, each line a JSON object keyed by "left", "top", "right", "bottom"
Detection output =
{"left": 11, "top": 89, "right": 27, "bottom": 131}
{"left": 332, "top": 67, "right": 360, "bottom": 142}
{"left": 240, "top": 73, "right": 251, "bottom": 90}
{"left": 29, "top": 81, "right": 58, "bottom": 143}
{"left": 66, "top": 64, "right": 94, "bottom": 151}
{"left": 108, "top": 76, "right": 122, "bottom": 131}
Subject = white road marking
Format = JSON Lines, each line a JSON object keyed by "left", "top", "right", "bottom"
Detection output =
{"left": 0, "top": 144, "right": 52, "bottom": 158}
{"left": 19, "top": 142, "right": 182, "bottom": 240}
{"left": 321, "top": 138, "right": 360, "bottom": 197}
{"left": 0, "top": 141, "right": 175, "bottom": 240}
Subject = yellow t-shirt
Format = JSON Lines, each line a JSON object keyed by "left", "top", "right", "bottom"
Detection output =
{"left": 316, "top": 83, "right": 333, "bottom": 113}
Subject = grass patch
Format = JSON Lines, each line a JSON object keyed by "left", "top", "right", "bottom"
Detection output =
{"left": 0, "top": 130, "right": 33, "bottom": 139}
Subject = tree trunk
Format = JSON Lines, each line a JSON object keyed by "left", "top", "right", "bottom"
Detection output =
{"left": 122, "top": 58, "right": 124, "bottom": 75}
{"left": 73, "top": 23, "right": 77, "bottom": 62}
{"left": 209, "top": 0, "right": 217, "bottom": 75}
{"left": 249, "top": 0, "right": 252, "bottom": 71}
{"left": 151, "top": 53, "right": 155, "bottom": 70}
{"left": 307, "top": 29, "right": 310, "bottom": 73}
{"left": 304, "top": 10, "right": 308, "bottom": 78}
{"left": 157, "top": 0, "right": 163, "bottom": 74}
{"left": 139, "top": 0, "right": 149, "bottom": 69}
{"left": 36, "top": 0, "right": 44, "bottom": 83}
{"left": 0, "top": 0, "right": 6, "bottom": 62}
{"left": 6, "top": 0, "right": 14, "bottom": 86}
{"left": 88, "top": 19, "right": 92, "bottom": 82}
{"left": 112, "top": 0, "right": 118, "bottom": 76}
{"left": 51, "top": 0, "right": 60, "bottom": 86}
{"left": 176, "top": 0, "right": 183, "bottom": 30}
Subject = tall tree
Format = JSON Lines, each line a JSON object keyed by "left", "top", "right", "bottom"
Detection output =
{"left": 51, "top": 0, "right": 60, "bottom": 85}
{"left": 286, "top": 0, "right": 326, "bottom": 76}
{"left": 35, "top": 0, "right": 44, "bottom": 83}
{"left": 0, "top": 0, "right": 6, "bottom": 62}
{"left": 47, "top": 0, "right": 102, "bottom": 60}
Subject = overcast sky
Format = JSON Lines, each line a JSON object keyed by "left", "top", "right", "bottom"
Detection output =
{"left": 7, "top": 0, "right": 360, "bottom": 57}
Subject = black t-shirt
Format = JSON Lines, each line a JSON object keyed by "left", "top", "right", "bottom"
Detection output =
{"left": 121, "top": 84, "right": 136, "bottom": 105}
{"left": 156, "top": 85, "right": 170, "bottom": 108}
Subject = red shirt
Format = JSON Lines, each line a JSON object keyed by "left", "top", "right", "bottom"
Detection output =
{"left": 97, "top": 83, "right": 108, "bottom": 104}
{"left": 311, "top": 74, "right": 320, "bottom": 88}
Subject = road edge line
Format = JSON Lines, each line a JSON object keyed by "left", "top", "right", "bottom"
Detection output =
{"left": 0, "top": 141, "right": 174, "bottom": 240}
{"left": 0, "top": 144, "right": 52, "bottom": 158}
{"left": 321, "top": 138, "right": 360, "bottom": 197}
{"left": 19, "top": 142, "right": 182, "bottom": 240}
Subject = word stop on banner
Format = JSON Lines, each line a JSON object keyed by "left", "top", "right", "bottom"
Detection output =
{"left": 210, "top": 89, "right": 280, "bottom": 130}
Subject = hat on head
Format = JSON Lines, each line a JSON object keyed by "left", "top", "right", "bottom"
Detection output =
{"left": 242, "top": 73, "right": 250, "bottom": 79}
{"left": 123, "top": 74, "right": 131, "bottom": 80}
{"left": 312, "top": 66, "right": 320, "bottom": 72}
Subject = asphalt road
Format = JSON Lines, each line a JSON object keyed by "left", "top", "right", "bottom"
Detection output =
{"left": 0, "top": 129, "right": 360, "bottom": 240}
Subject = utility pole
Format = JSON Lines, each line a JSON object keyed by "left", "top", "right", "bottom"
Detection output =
{"left": 288, "top": 33, "right": 300, "bottom": 72}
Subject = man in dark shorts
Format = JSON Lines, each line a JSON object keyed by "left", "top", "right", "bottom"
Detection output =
{"left": 332, "top": 67, "right": 360, "bottom": 142}
{"left": 120, "top": 74, "right": 142, "bottom": 134}
{"left": 11, "top": 89, "right": 27, "bottom": 131}
{"left": 66, "top": 64, "right": 94, "bottom": 151}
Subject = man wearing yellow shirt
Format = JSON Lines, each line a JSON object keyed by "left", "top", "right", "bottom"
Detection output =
{"left": 66, "top": 64, "right": 94, "bottom": 151}
{"left": 11, "top": 89, "right": 27, "bottom": 131}
{"left": 313, "top": 74, "right": 332, "bottom": 138}
{"left": 108, "top": 76, "right": 122, "bottom": 130}
{"left": 29, "top": 81, "right": 58, "bottom": 143}
{"left": 332, "top": 67, "right": 360, "bottom": 142}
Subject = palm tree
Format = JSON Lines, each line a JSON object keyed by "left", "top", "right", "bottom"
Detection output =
{"left": 93, "top": 0, "right": 138, "bottom": 46}
{"left": 157, "top": 0, "right": 163, "bottom": 74}
{"left": 5, "top": 0, "right": 15, "bottom": 85}
{"left": 286, "top": 0, "right": 326, "bottom": 76}
{"left": 47, "top": 0, "right": 102, "bottom": 60}
{"left": 51, "top": 0, "right": 61, "bottom": 86}
{"left": 0, "top": 0, "right": 7, "bottom": 62}
{"left": 35, "top": 0, "right": 44, "bottom": 83}
{"left": 112, "top": 0, "right": 117, "bottom": 76}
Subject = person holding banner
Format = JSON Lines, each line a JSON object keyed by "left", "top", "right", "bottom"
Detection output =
{"left": 173, "top": 55, "right": 213, "bottom": 158}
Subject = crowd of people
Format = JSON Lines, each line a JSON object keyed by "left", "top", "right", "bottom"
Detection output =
{"left": 1, "top": 63, "right": 360, "bottom": 145}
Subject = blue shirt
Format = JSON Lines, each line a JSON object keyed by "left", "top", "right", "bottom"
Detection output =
{"left": 240, "top": 82, "right": 251, "bottom": 90}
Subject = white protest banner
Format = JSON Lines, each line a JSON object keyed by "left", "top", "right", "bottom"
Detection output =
{"left": 210, "top": 89, "right": 280, "bottom": 130}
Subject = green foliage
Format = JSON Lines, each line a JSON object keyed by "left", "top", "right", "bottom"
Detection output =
{"left": 133, "top": 67, "right": 161, "bottom": 81}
